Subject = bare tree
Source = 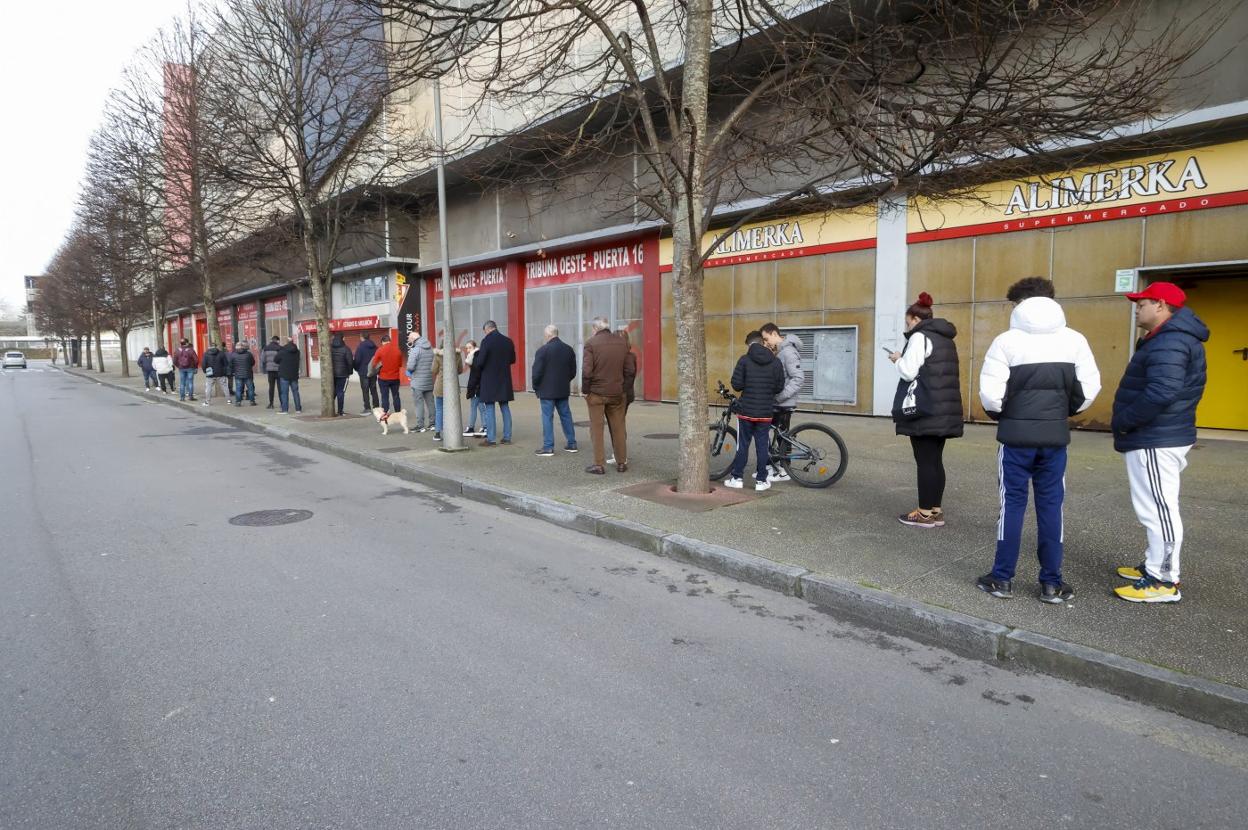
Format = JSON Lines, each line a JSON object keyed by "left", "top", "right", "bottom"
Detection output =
{"left": 381, "top": 0, "right": 1218, "bottom": 492}
{"left": 204, "top": 0, "right": 430, "bottom": 415}
{"left": 116, "top": 10, "right": 260, "bottom": 351}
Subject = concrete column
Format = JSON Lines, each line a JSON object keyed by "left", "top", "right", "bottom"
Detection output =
{"left": 872, "top": 195, "right": 909, "bottom": 416}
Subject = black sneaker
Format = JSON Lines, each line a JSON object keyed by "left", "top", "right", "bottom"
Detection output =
{"left": 1039, "top": 582, "right": 1075, "bottom": 604}
{"left": 534, "top": 448, "right": 555, "bottom": 457}
{"left": 976, "top": 574, "right": 1013, "bottom": 599}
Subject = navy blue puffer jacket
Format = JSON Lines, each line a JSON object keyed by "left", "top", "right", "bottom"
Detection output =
{"left": 1111, "top": 306, "right": 1208, "bottom": 452}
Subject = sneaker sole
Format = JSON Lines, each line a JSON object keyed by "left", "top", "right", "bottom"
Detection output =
{"left": 898, "top": 518, "right": 939, "bottom": 528}
{"left": 976, "top": 583, "right": 1012, "bottom": 599}
{"left": 1115, "top": 591, "right": 1181, "bottom": 604}
{"left": 1039, "top": 595, "right": 1072, "bottom": 605}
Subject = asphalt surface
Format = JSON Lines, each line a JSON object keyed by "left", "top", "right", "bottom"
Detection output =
{"left": 3, "top": 362, "right": 1248, "bottom": 830}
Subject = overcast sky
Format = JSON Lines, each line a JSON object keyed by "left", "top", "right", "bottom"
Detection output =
{"left": 0, "top": 1, "right": 184, "bottom": 317}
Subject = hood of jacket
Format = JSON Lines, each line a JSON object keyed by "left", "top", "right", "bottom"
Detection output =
{"left": 909, "top": 317, "right": 957, "bottom": 340}
{"left": 1009, "top": 297, "right": 1066, "bottom": 335}
{"left": 779, "top": 332, "right": 802, "bottom": 355}
{"left": 1149, "top": 306, "right": 1210, "bottom": 344}
{"left": 234, "top": 343, "right": 249, "bottom": 352}
{"left": 280, "top": 342, "right": 299, "bottom": 354}
{"left": 206, "top": 347, "right": 220, "bottom": 356}
{"left": 331, "top": 335, "right": 346, "bottom": 348}
{"left": 154, "top": 348, "right": 168, "bottom": 357}
{"left": 747, "top": 342, "right": 776, "bottom": 365}
{"left": 410, "top": 335, "right": 431, "bottom": 350}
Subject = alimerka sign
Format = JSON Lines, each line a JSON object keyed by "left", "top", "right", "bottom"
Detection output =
{"left": 1003, "top": 157, "right": 1207, "bottom": 215}
{"left": 909, "top": 139, "right": 1248, "bottom": 242}
{"left": 658, "top": 209, "right": 877, "bottom": 271}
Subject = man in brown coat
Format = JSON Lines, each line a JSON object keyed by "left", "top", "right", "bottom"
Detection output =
{"left": 582, "top": 316, "right": 634, "bottom": 474}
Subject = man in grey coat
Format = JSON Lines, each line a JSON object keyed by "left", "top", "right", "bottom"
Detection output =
{"left": 406, "top": 331, "right": 436, "bottom": 431}
{"left": 761, "top": 323, "right": 803, "bottom": 482}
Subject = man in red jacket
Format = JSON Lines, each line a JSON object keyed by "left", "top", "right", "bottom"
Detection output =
{"left": 174, "top": 339, "right": 199, "bottom": 401}
{"left": 369, "top": 333, "right": 405, "bottom": 414}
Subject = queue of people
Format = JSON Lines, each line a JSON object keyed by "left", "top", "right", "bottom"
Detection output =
{"left": 887, "top": 277, "right": 1207, "bottom": 605}
{"left": 136, "top": 278, "right": 1205, "bottom": 607}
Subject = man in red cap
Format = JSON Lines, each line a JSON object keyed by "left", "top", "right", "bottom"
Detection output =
{"left": 1111, "top": 281, "right": 1208, "bottom": 604}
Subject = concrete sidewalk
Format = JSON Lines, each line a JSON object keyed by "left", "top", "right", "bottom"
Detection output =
{"left": 82, "top": 368, "right": 1247, "bottom": 694}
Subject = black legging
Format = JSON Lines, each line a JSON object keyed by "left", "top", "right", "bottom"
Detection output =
{"left": 910, "top": 435, "right": 947, "bottom": 510}
{"left": 267, "top": 371, "right": 279, "bottom": 406}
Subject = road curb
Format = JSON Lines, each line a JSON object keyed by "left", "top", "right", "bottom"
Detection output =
{"left": 1003, "top": 630, "right": 1248, "bottom": 735}
{"left": 68, "top": 368, "right": 1248, "bottom": 735}
{"left": 661, "top": 534, "right": 808, "bottom": 596}
{"left": 800, "top": 574, "right": 1008, "bottom": 661}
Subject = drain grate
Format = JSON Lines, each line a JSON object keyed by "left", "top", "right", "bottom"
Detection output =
{"left": 376, "top": 446, "right": 412, "bottom": 453}
{"left": 643, "top": 433, "right": 679, "bottom": 440}
{"left": 229, "top": 509, "right": 313, "bottom": 527}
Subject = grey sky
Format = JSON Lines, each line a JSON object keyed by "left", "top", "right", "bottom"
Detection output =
{"left": 0, "top": 1, "right": 182, "bottom": 317}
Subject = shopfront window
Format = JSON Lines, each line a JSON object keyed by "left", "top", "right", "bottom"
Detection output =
{"left": 525, "top": 277, "right": 643, "bottom": 395}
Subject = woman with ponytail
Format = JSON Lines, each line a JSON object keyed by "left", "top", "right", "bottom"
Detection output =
{"left": 889, "top": 292, "right": 964, "bottom": 528}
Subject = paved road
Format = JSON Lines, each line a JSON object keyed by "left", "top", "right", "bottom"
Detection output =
{"left": 3, "top": 364, "right": 1247, "bottom": 830}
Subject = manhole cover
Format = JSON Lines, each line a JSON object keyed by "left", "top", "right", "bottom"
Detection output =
{"left": 644, "top": 433, "right": 679, "bottom": 440}
{"left": 229, "top": 509, "right": 313, "bottom": 527}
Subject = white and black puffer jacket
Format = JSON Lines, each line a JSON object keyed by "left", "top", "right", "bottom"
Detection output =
{"left": 979, "top": 297, "right": 1101, "bottom": 447}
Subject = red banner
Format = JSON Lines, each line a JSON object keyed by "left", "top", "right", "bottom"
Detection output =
{"left": 297, "top": 316, "right": 380, "bottom": 334}
{"left": 523, "top": 239, "right": 647, "bottom": 287}
{"left": 264, "top": 297, "right": 288, "bottom": 316}
{"left": 237, "top": 302, "right": 258, "bottom": 321}
{"left": 430, "top": 264, "right": 509, "bottom": 298}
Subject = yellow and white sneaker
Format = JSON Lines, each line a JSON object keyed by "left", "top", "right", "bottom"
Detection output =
{"left": 1115, "top": 562, "right": 1145, "bottom": 580}
{"left": 1114, "top": 576, "right": 1181, "bottom": 603}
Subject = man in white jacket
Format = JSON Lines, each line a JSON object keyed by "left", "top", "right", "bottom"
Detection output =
{"left": 976, "top": 277, "right": 1101, "bottom": 605}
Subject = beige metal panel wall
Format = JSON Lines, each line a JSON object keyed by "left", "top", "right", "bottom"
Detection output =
{"left": 660, "top": 248, "right": 876, "bottom": 413}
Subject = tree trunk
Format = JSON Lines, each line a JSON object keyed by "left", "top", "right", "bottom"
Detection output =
{"left": 300, "top": 213, "right": 336, "bottom": 417}
{"left": 84, "top": 333, "right": 93, "bottom": 370}
{"left": 672, "top": 0, "right": 713, "bottom": 494}
{"left": 95, "top": 328, "right": 105, "bottom": 372}
{"left": 118, "top": 327, "right": 132, "bottom": 377}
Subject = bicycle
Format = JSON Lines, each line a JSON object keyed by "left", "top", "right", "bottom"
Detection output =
{"left": 707, "top": 381, "right": 848, "bottom": 487}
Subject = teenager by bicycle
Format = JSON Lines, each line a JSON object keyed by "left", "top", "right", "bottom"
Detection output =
{"left": 888, "top": 292, "right": 964, "bottom": 528}
{"left": 760, "top": 322, "right": 802, "bottom": 482}
{"left": 724, "top": 330, "right": 785, "bottom": 491}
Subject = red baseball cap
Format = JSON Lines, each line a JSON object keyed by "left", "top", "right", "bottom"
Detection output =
{"left": 1126, "top": 281, "right": 1186, "bottom": 308}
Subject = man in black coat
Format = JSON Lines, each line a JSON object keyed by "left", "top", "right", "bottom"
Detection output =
{"left": 330, "top": 335, "right": 354, "bottom": 417}
{"left": 466, "top": 320, "right": 515, "bottom": 446}
{"left": 530, "top": 324, "right": 578, "bottom": 456}
{"left": 227, "top": 341, "right": 257, "bottom": 406}
{"left": 352, "top": 332, "right": 379, "bottom": 413}
{"left": 725, "top": 330, "right": 784, "bottom": 491}
{"left": 200, "top": 343, "right": 231, "bottom": 407}
{"left": 275, "top": 336, "right": 303, "bottom": 413}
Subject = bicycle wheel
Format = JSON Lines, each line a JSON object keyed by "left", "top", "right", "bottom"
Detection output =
{"left": 707, "top": 421, "right": 738, "bottom": 481}
{"left": 784, "top": 423, "right": 848, "bottom": 488}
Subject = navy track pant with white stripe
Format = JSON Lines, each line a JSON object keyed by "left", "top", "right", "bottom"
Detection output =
{"left": 991, "top": 445, "right": 1067, "bottom": 586}
{"left": 1125, "top": 446, "right": 1190, "bottom": 584}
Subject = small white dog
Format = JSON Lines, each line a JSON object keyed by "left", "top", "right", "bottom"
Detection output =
{"left": 371, "top": 407, "right": 410, "bottom": 435}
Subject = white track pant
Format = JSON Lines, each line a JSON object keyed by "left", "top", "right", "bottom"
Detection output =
{"left": 1124, "top": 446, "right": 1191, "bottom": 584}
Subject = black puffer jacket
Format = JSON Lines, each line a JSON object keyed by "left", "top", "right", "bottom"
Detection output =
{"left": 200, "top": 347, "right": 229, "bottom": 378}
{"left": 227, "top": 345, "right": 256, "bottom": 379}
{"left": 893, "top": 318, "right": 964, "bottom": 438}
{"left": 1112, "top": 306, "right": 1208, "bottom": 452}
{"left": 276, "top": 342, "right": 301, "bottom": 381}
{"left": 330, "top": 336, "right": 354, "bottom": 378}
{"left": 730, "top": 343, "right": 785, "bottom": 420}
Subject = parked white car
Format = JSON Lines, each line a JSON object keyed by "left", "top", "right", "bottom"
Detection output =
{"left": 3, "top": 351, "right": 28, "bottom": 369}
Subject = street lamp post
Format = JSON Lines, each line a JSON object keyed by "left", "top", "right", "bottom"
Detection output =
{"left": 434, "top": 76, "right": 466, "bottom": 452}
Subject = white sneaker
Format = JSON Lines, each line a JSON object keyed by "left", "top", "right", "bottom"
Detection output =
{"left": 755, "top": 479, "right": 771, "bottom": 492}
{"left": 605, "top": 456, "right": 615, "bottom": 464}
{"left": 723, "top": 476, "right": 744, "bottom": 489}
{"left": 770, "top": 466, "right": 790, "bottom": 482}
